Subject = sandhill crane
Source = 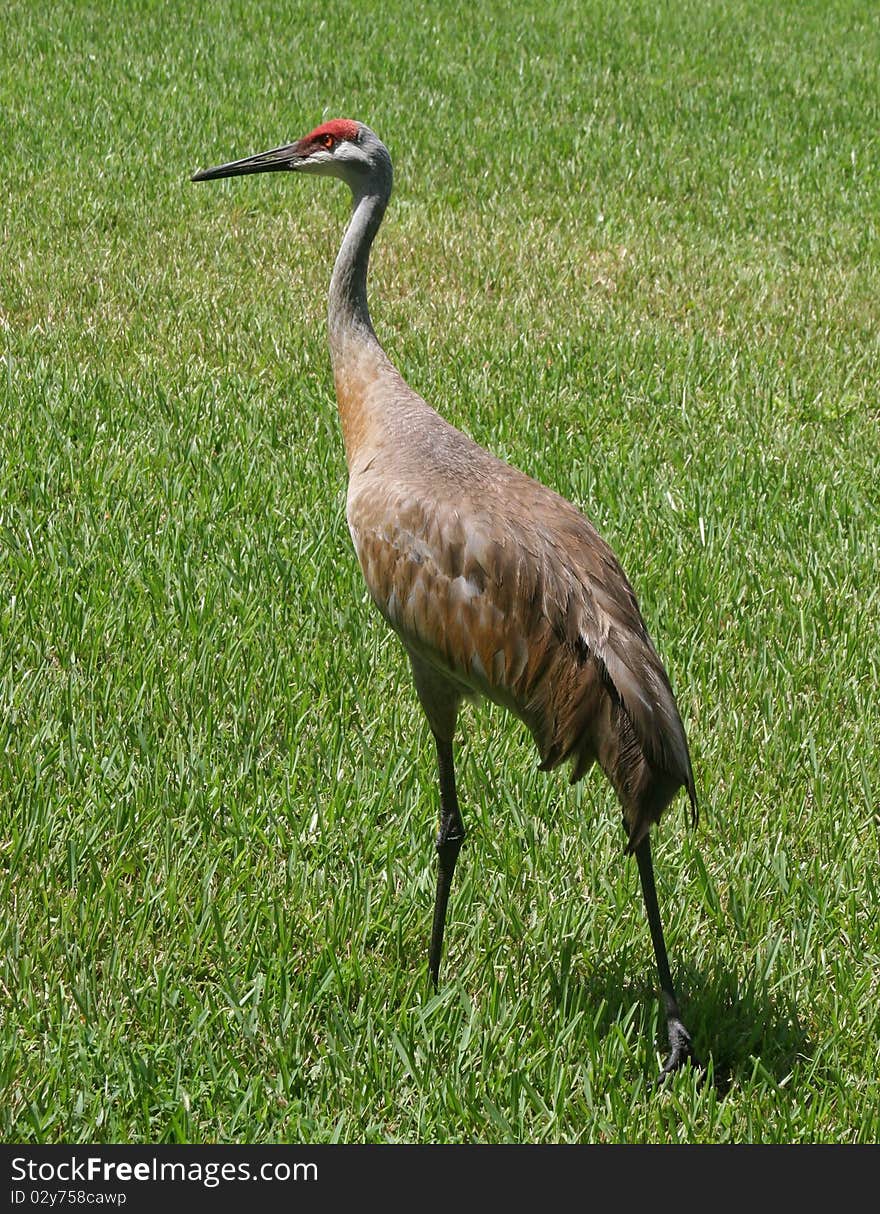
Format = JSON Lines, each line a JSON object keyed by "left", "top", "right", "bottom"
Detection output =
{"left": 192, "top": 118, "right": 699, "bottom": 1079}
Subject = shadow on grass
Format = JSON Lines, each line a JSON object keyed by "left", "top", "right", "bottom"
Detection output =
{"left": 549, "top": 950, "right": 811, "bottom": 1092}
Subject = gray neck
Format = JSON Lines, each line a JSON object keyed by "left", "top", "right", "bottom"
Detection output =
{"left": 328, "top": 185, "right": 389, "bottom": 353}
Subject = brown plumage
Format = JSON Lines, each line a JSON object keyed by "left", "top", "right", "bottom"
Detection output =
{"left": 347, "top": 395, "right": 697, "bottom": 851}
{"left": 193, "top": 118, "right": 700, "bottom": 1079}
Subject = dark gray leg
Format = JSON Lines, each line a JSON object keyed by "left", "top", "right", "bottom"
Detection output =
{"left": 428, "top": 733, "right": 465, "bottom": 988}
{"left": 633, "top": 834, "right": 695, "bottom": 1079}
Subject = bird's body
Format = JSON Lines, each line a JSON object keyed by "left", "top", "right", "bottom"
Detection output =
{"left": 343, "top": 366, "right": 694, "bottom": 849}
{"left": 193, "top": 118, "right": 699, "bottom": 1078}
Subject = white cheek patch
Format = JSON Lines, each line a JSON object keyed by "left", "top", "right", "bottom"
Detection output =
{"left": 300, "top": 150, "right": 336, "bottom": 174}
{"left": 333, "top": 141, "right": 362, "bottom": 162}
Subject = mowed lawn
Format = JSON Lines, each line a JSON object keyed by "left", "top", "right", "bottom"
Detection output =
{"left": 1, "top": 0, "right": 878, "bottom": 1142}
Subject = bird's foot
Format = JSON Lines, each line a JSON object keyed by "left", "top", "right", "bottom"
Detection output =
{"left": 657, "top": 1018, "right": 699, "bottom": 1085}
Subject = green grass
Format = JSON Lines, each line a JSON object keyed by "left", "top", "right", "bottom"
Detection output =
{"left": 2, "top": 0, "right": 879, "bottom": 1142}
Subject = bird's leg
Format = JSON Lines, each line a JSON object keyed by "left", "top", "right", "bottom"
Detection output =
{"left": 428, "top": 733, "right": 465, "bottom": 989}
{"left": 633, "top": 833, "right": 695, "bottom": 1080}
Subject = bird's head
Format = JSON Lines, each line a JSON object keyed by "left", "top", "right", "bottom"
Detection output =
{"left": 191, "top": 118, "right": 392, "bottom": 200}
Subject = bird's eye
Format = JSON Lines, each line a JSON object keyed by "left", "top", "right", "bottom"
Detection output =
{"left": 319, "top": 134, "right": 335, "bottom": 150}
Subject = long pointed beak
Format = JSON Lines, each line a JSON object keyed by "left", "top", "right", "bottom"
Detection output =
{"left": 191, "top": 141, "right": 304, "bottom": 183}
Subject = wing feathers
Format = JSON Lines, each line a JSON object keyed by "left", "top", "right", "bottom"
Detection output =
{"left": 348, "top": 448, "right": 694, "bottom": 836}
